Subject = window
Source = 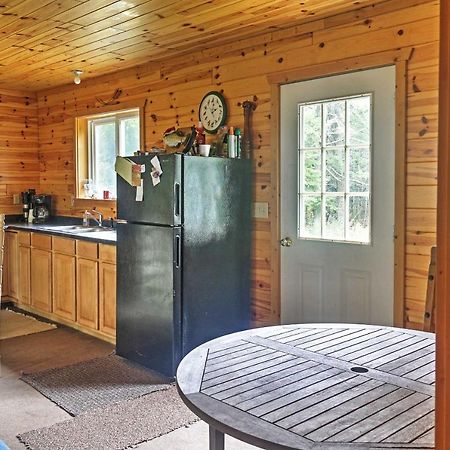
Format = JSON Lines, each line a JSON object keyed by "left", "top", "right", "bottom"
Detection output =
{"left": 76, "top": 108, "right": 140, "bottom": 199}
{"left": 298, "top": 94, "right": 372, "bottom": 244}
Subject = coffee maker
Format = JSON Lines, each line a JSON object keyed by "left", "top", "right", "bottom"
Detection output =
{"left": 21, "top": 189, "right": 35, "bottom": 222}
{"left": 32, "top": 194, "right": 52, "bottom": 223}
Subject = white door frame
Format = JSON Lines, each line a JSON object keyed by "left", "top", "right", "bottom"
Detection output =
{"left": 267, "top": 48, "right": 410, "bottom": 327}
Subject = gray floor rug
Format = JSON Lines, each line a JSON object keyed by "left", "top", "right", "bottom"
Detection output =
{"left": 20, "top": 354, "right": 171, "bottom": 415}
{"left": 17, "top": 386, "right": 199, "bottom": 450}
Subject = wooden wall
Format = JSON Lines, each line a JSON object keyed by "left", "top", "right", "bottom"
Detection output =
{"left": 0, "top": 89, "right": 39, "bottom": 214}
{"left": 36, "top": 0, "right": 439, "bottom": 327}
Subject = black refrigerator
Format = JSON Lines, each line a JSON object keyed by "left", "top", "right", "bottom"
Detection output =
{"left": 116, "top": 153, "right": 252, "bottom": 377}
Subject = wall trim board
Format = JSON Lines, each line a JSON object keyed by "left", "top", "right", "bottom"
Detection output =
{"left": 268, "top": 48, "right": 410, "bottom": 326}
{"left": 436, "top": 0, "right": 449, "bottom": 448}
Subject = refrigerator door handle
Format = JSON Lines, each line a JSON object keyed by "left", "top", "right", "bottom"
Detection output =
{"left": 174, "top": 182, "right": 181, "bottom": 218}
{"left": 175, "top": 234, "right": 181, "bottom": 268}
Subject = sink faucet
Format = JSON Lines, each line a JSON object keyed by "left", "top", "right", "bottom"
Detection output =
{"left": 83, "top": 209, "right": 103, "bottom": 227}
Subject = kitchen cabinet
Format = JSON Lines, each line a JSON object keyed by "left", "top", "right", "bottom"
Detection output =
{"left": 18, "top": 232, "right": 31, "bottom": 305}
{"left": 5, "top": 231, "right": 19, "bottom": 300}
{"left": 53, "top": 237, "right": 76, "bottom": 321}
{"left": 99, "top": 244, "right": 116, "bottom": 337}
{"left": 76, "top": 241, "right": 98, "bottom": 330}
{"left": 5, "top": 228, "right": 116, "bottom": 343}
{"left": 30, "top": 233, "right": 52, "bottom": 312}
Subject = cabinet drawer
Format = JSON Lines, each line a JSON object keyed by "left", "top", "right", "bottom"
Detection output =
{"left": 53, "top": 237, "right": 76, "bottom": 255}
{"left": 18, "top": 231, "right": 31, "bottom": 246}
{"left": 99, "top": 244, "right": 116, "bottom": 263}
{"left": 31, "top": 233, "right": 52, "bottom": 250}
{"left": 77, "top": 240, "right": 98, "bottom": 259}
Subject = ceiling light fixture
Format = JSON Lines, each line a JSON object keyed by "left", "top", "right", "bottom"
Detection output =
{"left": 72, "top": 69, "right": 83, "bottom": 85}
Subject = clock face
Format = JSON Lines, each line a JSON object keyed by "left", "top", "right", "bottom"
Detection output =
{"left": 199, "top": 91, "right": 227, "bottom": 133}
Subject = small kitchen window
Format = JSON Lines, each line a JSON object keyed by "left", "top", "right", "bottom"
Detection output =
{"left": 297, "top": 94, "right": 372, "bottom": 244}
{"left": 76, "top": 108, "right": 141, "bottom": 199}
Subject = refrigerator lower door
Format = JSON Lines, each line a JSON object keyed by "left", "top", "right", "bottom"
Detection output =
{"left": 116, "top": 222, "right": 182, "bottom": 377}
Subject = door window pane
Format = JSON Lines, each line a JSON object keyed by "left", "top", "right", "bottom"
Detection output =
{"left": 298, "top": 94, "right": 372, "bottom": 244}
{"left": 324, "top": 195, "right": 345, "bottom": 240}
{"left": 301, "top": 104, "right": 321, "bottom": 148}
{"left": 347, "top": 195, "right": 370, "bottom": 242}
{"left": 349, "top": 148, "right": 370, "bottom": 192}
{"left": 302, "top": 195, "right": 322, "bottom": 238}
{"left": 325, "top": 148, "right": 345, "bottom": 192}
{"left": 303, "top": 151, "right": 321, "bottom": 192}
{"left": 347, "top": 96, "right": 371, "bottom": 146}
{"left": 324, "top": 100, "right": 345, "bottom": 147}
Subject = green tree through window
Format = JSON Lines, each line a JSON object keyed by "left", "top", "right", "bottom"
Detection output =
{"left": 298, "top": 94, "right": 371, "bottom": 244}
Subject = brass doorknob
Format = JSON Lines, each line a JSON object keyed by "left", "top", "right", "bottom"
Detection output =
{"left": 280, "top": 237, "right": 293, "bottom": 247}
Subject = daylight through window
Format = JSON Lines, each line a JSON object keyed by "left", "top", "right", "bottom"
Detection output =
{"left": 298, "top": 94, "right": 372, "bottom": 244}
{"left": 77, "top": 108, "right": 140, "bottom": 199}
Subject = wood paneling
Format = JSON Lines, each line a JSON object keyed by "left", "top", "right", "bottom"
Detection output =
{"left": 0, "top": 0, "right": 396, "bottom": 91}
{"left": 436, "top": 0, "right": 449, "bottom": 448}
{"left": 36, "top": 0, "right": 439, "bottom": 327}
{"left": 0, "top": 89, "right": 39, "bottom": 214}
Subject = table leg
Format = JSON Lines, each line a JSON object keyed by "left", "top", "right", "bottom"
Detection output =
{"left": 209, "top": 425, "right": 225, "bottom": 450}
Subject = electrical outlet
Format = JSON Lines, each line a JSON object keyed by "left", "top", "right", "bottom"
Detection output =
{"left": 13, "top": 193, "right": 20, "bottom": 205}
{"left": 253, "top": 202, "right": 269, "bottom": 219}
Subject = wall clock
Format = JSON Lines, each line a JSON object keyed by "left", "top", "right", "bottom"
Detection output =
{"left": 199, "top": 91, "right": 227, "bottom": 134}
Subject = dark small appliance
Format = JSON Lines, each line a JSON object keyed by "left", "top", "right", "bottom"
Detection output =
{"left": 21, "top": 189, "right": 35, "bottom": 222}
{"left": 32, "top": 194, "right": 52, "bottom": 223}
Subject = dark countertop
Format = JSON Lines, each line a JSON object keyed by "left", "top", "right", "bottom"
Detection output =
{"left": 5, "top": 220, "right": 116, "bottom": 245}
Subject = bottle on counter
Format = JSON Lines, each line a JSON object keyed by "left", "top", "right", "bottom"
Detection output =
{"left": 228, "top": 127, "right": 237, "bottom": 158}
{"left": 235, "top": 128, "right": 242, "bottom": 158}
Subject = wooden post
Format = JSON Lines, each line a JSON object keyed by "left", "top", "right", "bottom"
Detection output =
{"left": 242, "top": 101, "right": 256, "bottom": 159}
{"left": 436, "top": 0, "right": 450, "bottom": 448}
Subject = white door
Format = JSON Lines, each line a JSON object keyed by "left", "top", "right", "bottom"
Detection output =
{"left": 280, "top": 66, "right": 396, "bottom": 326}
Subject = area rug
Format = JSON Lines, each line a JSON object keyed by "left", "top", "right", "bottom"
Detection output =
{"left": 20, "top": 354, "right": 172, "bottom": 415}
{"left": 0, "top": 309, "right": 56, "bottom": 340}
{"left": 17, "top": 386, "right": 199, "bottom": 450}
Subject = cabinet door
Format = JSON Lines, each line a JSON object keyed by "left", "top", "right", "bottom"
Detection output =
{"left": 6, "top": 232, "right": 19, "bottom": 300}
{"left": 30, "top": 248, "right": 52, "bottom": 312}
{"left": 53, "top": 252, "right": 76, "bottom": 321}
{"left": 18, "top": 246, "right": 31, "bottom": 305}
{"left": 99, "top": 262, "right": 116, "bottom": 337}
{"left": 77, "top": 258, "right": 98, "bottom": 330}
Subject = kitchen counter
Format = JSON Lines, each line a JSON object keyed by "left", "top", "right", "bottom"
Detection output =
{"left": 5, "top": 222, "right": 116, "bottom": 245}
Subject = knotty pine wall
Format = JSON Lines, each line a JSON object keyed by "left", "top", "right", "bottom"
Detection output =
{"left": 0, "top": 89, "right": 39, "bottom": 214}
{"left": 36, "top": 0, "right": 439, "bottom": 327}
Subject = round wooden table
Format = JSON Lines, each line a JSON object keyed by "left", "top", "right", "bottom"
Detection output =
{"left": 176, "top": 324, "right": 435, "bottom": 450}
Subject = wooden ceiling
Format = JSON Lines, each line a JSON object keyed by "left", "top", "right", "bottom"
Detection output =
{"left": 0, "top": 0, "right": 391, "bottom": 91}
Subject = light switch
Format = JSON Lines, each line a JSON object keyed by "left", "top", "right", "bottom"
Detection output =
{"left": 253, "top": 202, "right": 269, "bottom": 219}
{"left": 13, "top": 193, "right": 20, "bottom": 205}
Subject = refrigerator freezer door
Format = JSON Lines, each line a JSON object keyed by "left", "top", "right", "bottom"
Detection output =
{"left": 116, "top": 222, "right": 182, "bottom": 377}
{"left": 116, "top": 154, "right": 182, "bottom": 226}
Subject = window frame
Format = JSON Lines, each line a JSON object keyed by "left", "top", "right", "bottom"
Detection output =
{"left": 297, "top": 93, "right": 373, "bottom": 245}
{"left": 75, "top": 105, "right": 143, "bottom": 200}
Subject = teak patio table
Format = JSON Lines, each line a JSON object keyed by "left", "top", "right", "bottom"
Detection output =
{"left": 176, "top": 324, "right": 435, "bottom": 450}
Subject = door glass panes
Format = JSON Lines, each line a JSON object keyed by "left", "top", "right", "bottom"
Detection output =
{"left": 349, "top": 148, "right": 370, "bottom": 192}
{"left": 303, "top": 151, "right": 321, "bottom": 192}
{"left": 298, "top": 94, "right": 372, "bottom": 244}
{"left": 301, "top": 104, "right": 321, "bottom": 148}
{"left": 303, "top": 195, "right": 322, "bottom": 238}
{"left": 325, "top": 148, "right": 345, "bottom": 192}
{"left": 324, "top": 195, "right": 345, "bottom": 240}
{"left": 324, "top": 100, "right": 345, "bottom": 146}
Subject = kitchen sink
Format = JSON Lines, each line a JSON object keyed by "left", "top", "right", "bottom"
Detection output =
{"left": 39, "top": 225, "right": 112, "bottom": 233}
